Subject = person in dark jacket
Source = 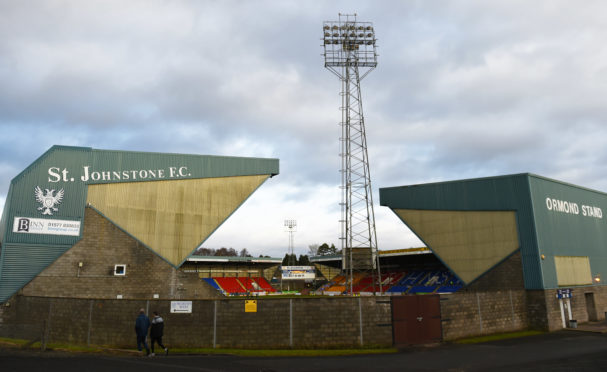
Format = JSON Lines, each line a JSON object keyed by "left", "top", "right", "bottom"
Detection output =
{"left": 150, "top": 311, "right": 168, "bottom": 356}
{"left": 134, "top": 308, "right": 150, "bottom": 356}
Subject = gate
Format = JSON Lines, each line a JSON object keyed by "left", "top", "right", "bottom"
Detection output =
{"left": 391, "top": 295, "right": 442, "bottom": 346}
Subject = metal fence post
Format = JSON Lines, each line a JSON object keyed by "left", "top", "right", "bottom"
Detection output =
{"left": 213, "top": 300, "right": 217, "bottom": 349}
{"left": 87, "top": 299, "right": 94, "bottom": 346}
{"left": 476, "top": 292, "right": 483, "bottom": 333}
{"left": 289, "top": 299, "right": 293, "bottom": 348}
{"left": 358, "top": 297, "right": 364, "bottom": 346}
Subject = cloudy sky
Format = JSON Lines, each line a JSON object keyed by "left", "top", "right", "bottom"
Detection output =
{"left": 2, "top": 1, "right": 607, "bottom": 258}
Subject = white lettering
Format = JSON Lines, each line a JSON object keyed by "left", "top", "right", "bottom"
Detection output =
{"left": 81, "top": 166, "right": 91, "bottom": 182}
{"left": 48, "top": 167, "right": 61, "bottom": 183}
{"left": 75, "top": 166, "right": 185, "bottom": 183}
{"left": 547, "top": 196, "right": 602, "bottom": 219}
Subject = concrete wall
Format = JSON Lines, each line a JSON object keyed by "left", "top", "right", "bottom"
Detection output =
{"left": 0, "top": 295, "right": 393, "bottom": 349}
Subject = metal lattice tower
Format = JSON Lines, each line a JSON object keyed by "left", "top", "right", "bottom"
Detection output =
{"left": 322, "top": 13, "right": 382, "bottom": 294}
{"left": 284, "top": 219, "right": 297, "bottom": 266}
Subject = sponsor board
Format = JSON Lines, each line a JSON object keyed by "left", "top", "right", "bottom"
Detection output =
{"left": 13, "top": 217, "right": 81, "bottom": 236}
{"left": 170, "top": 301, "right": 193, "bottom": 313}
{"left": 281, "top": 266, "right": 315, "bottom": 280}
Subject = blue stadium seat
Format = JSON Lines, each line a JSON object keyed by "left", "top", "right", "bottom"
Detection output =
{"left": 203, "top": 277, "right": 221, "bottom": 290}
{"left": 408, "top": 285, "right": 437, "bottom": 294}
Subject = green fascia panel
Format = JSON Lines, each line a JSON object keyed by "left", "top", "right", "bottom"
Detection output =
{"left": 1, "top": 145, "right": 279, "bottom": 246}
{"left": 0, "top": 243, "right": 71, "bottom": 303}
{"left": 379, "top": 173, "right": 541, "bottom": 289}
{"left": 527, "top": 175, "right": 607, "bottom": 289}
{"left": 0, "top": 145, "right": 280, "bottom": 303}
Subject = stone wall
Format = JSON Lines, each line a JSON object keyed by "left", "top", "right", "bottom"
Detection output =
{"left": 527, "top": 286, "right": 607, "bottom": 331}
{"left": 440, "top": 290, "right": 528, "bottom": 340}
{"left": 0, "top": 295, "right": 393, "bottom": 349}
{"left": 20, "top": 208, "right": 220, "bottom": 300}
{"left": 438, "top": 252, "right": 529, "bottom": 340}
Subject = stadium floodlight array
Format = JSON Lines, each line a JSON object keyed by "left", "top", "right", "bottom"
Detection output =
{"left": 322, "top": 16, "right": 378, "bottom": 74}
{"left": 322, "top": 13, "right": 382, "bottom": 295}
{"left": 284, "top": 219, "right": 297, "bottom": 266}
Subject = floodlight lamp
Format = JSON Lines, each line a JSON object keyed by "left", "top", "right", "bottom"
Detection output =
{"left": 324, "top": 25, "right": 330, "bottom": 30}
{"left": 333, "top": 32, "right": 339, "bottom": 37}
{"left": 332, "top": 25, "right": 338, "bottom": 30}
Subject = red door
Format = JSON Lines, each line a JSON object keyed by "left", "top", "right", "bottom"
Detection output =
{"left": 392, "top": 295, "right": 442, "bottom": 346}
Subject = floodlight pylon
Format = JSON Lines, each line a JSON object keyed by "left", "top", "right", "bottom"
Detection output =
{"left": 284, "top": 219, "right": 297, "bottom": 266}
{"left": 322, "top": 13, "right": 382, "bottom": 294}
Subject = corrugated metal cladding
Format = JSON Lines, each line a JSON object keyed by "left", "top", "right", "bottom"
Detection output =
{"left": 528, "top": 175, "right": 607, "bottom": 289}
{"left": 380, "top": 173, "right": 607, "bottom": 290}
{"left": 0, "top": 145, "right": 280, "bottom": 303}
{"left": 0, "top": 243, "right": 71, "bottom": 302}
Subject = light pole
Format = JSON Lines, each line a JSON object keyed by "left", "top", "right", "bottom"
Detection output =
{"left": 284, "top": 219, "right": 297, "bottom": 266}
{"left": 322, "top": 13, "right": 382, "bottom": 294}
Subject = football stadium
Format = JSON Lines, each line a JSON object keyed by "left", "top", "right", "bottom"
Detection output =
{"left": 1, "top": 146, "right": 606, "bottom": 348}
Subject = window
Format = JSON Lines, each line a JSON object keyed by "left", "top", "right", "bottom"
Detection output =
{"left": 114, "top": 264, "right": 126, "bottom": 276}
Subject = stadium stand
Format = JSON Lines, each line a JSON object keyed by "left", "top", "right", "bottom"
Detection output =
{"left": 252, "top": 277, "right": 276, "bottom": 292}
{"left": 203, "top": 277, "right": 277, "bottom": 296}
{"left": 214, "top": 277, "right": 247, "bottom": 294}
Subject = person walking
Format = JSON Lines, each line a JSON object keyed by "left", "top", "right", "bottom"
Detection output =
{"left": 150, "top": 311, "right": 168, "bottom": 356}
{"left": 134, "top": 308, "right": 150, "bottom": 356}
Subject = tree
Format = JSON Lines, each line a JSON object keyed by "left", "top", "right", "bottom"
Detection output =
{"left": 317, "top": 243, "right": 338, "bottom": 256}
{"left": 298, "top": 254, "right": 311, "bottom": 266}
{"left": 239, "top": 248, "right": 251, "bottom": 257}
{"left": 308, "top": 244, "right": 319, "bottom": 256}
{"left": 216, "top": 247, "right": 238, "bottom": 256}
{"left": 195, "top": 247, "right": 215, "bottom": 256}
{"left": 282, "top": 253, "right": 297, "bottom": 266}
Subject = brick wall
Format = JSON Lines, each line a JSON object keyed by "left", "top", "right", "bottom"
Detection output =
{"left": 20, "top": 208, "right": 220, "bottom": 300}
{"left": 0, "top": 295, "right": 393, "bottom": 349}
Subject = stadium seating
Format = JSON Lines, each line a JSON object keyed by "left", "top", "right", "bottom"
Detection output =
{"left": 203, "top": 276, "right": 277, "bottom": 295}
{"left": 240, "top": 277, "right": 261, "bottom": 292}
{"left": 203, "top": 277, "right": 221, "bottom": 291}
{"left": 214, "top": 277, "right": 247, "bottom": 294}
{"left": 252, "top": 277, "right": 276, "bottom": 292}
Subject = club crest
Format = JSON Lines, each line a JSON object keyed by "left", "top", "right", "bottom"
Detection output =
{"left": 35, "top": 186, "right": 64, "bottom": 215}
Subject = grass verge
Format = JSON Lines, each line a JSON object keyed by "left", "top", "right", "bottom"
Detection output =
{"left": 0, "top": 337, "right": 397, "bottom": 357}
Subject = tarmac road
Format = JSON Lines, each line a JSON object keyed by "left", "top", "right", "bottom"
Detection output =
{"left": 2, "top": 330, "right": 607, "bottom": 371}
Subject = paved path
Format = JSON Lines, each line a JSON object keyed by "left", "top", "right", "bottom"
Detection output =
{"left": 2, "top": 330, "right": 607, "bottom": 371}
